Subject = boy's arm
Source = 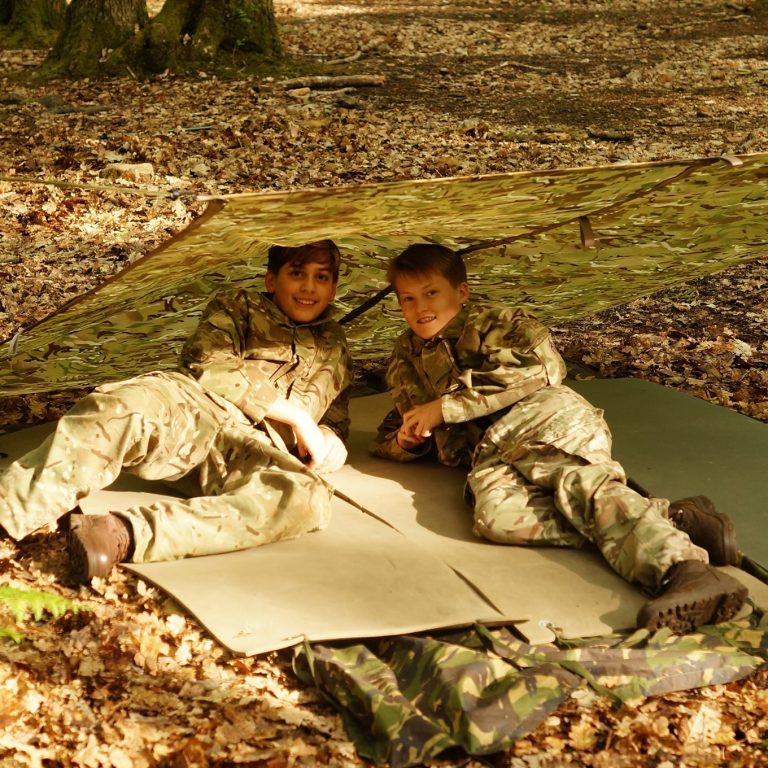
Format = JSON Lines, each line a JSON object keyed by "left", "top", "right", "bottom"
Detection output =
{"left": 264, "top": 397, "right": 328, "bottom": 465}
{"left": 370, "top": 343, "right": 433, "bottom": 462}
{"left": 370, "top": 407, "right": 432, "bottom": 461}
{"left": 441, "top": 307, "right": 566, "bottom": 424}
{"left": 180, "top": 290, "right": 280, "bottom": 423}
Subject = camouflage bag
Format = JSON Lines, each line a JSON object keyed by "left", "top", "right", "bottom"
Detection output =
{"left": 294, "top": 616, "right": 767, "bottom": 767}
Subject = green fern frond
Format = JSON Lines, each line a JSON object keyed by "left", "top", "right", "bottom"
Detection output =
{"left": 0, "top": 585, "right": 89, "bottom": 634}
{"left": 0, "top": 625, "right": 24, "bottom": 643}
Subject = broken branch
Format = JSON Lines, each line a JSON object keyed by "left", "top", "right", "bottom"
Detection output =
{"left": 280, "top": 74, "right": 385, "bottom": 89}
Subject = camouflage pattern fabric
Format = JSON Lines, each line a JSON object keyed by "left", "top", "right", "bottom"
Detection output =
{"left": 181, "top": 288, "right": 351, "bottom": 448}
{"left": 295, "top": 616, "right": 767, "bottom": 767}
{"left": 371, "top": 302, "right": 705, "bottom": 589}
{"left": 0, "top": 292, "right": 351, "bottom": 561}
{"left": 2, "top": 154, "right": 768, "bottom": 396}
{"left": 295, "top": 633, "right": 578, "bottom": 766}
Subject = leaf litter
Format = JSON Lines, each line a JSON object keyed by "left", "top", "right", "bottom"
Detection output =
{"left": 1, "top": 0, "right": 768, "bottom": 765}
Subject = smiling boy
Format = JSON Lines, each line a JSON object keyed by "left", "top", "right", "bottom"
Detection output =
{"left": 0, "top": 240, "right": 351, "bottom": 583}
{"left": 371, "top": 243, "right": 747, "bottom": 634}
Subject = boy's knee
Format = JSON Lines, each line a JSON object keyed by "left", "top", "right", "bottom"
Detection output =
{"left": 555, "top": 460, "right": 626, "bottom": 499}
{"left": 82, "top": 385, "right": 147, "bottom": 418}
{"left": 472, "top": 500, "right": 537, "bottom": 545}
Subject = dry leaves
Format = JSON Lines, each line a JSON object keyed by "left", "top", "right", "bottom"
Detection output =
{"left": 1, "top": 0, "right": 768, "bottom": 765}
{"left": 552, "top": 265, "right": 768, "bottom": 422}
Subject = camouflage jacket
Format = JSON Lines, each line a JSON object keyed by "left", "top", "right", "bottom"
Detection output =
{"left": 371, "top": 302, "right": 566, "bottom": 466}
{"left": 181, "top": 290, "right": 351, "bottom": 449}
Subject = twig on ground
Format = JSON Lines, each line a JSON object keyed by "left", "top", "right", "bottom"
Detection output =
{"left": 279, "top": 74, "right": 385, "bottom": 89}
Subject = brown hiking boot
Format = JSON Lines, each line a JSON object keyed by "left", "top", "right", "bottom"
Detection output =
{"left": 68, "top": 513, "right": 132, "bottom": 584}
{"left": 637, "top": 560, "right": 748, "bottom": 634}
{"left": 668, "top": 495, "right": 740, "bottom": 566}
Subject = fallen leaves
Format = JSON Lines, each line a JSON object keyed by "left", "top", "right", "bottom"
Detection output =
{"left": 553, "top": 264, "right": 768, "bottom": 422}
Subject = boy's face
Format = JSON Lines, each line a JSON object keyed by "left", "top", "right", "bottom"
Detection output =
{"left": 265, "top": 257, "right": 337, "bottom": 323}
{"left": 394, "top": 271, "right": 469, "bottom": 340}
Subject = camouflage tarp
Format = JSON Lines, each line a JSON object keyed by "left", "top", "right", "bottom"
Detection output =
{"left": 2, "top": 153, "right": 768, "bottom": 395}
{"left": 295, "top": 617, "right": 768, "bottom": 767}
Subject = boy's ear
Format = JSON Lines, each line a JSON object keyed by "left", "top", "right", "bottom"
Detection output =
{"left": 264, "top": 270, "right": 276, "bottom": 293}
{"left": 459, "top": 282, "right": 470, "bottom": 301}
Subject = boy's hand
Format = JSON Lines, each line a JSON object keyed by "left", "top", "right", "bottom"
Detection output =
{"left": 314, "top": 426, "right": 348, "bottom": 473}
{"left": 402, "top": 399, "right": 444, "bottom": 438}
{"left": 396, "top": 426, "right": 429, "bottom": 451}
{"left": 267, "top": 398, "right": 337, "bottom": 471}
{"left": 265, "top": 397, "right": 346, "bottom": 472}
{"left": 295, "top": 418, "right": 331, "bottom": 470}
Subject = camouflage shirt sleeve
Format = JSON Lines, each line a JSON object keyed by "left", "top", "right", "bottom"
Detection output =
{"left": 441, "top": 305, "right": 567, "bottom": 424}
{"left": 318, "top": 344, "right": 353, "bottom": 443}
{"left": 179, "top": 289, "right": 280, "bottom": 423}
{"left": 369, "top": 338, "right": 434, "bottom": 462}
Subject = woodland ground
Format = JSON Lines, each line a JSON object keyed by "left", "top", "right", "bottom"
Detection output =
{"left": 0, "top": 0, "right": 767, "bottom": 766}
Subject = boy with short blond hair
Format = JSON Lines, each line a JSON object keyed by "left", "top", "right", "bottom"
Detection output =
{"left": 372, "top": 243, "right": 747, "bottom": 633}
{"left": 0, "top": 240, "right": 351, "bottom": 583}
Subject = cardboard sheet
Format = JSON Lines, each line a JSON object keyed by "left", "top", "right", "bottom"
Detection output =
{"left": 129, "top": 496, "right": 504, "bottom": 655}
{"left": 0, "top": 380, "right": 766, "bottom": 654}
{"left": 333, "top": 434, "right": 646, "bottom": 643}
{"left": 0, "top": 424, "right": 512, "bottom": 654}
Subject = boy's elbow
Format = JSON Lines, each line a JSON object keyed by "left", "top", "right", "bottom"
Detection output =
{"left": 368, "top": 437, "right": 394, "bottom": 460}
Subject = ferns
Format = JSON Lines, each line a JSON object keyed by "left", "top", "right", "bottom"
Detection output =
{"left": 0, "top": 585, "right": 89, "bottom": 643}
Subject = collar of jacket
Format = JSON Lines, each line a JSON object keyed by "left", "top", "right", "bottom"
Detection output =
{"left": 260, "top": 291, "right": 339, "bottom": 329}
{"left": 408, "top": 304, "right": 471, "bottom": 354}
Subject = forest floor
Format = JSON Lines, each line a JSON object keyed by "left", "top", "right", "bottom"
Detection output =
{"left": 0, "top": 0, "right": 767, "bottom": 766}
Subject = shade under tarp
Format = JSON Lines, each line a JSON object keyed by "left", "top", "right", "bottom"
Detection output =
{"left": 1, "top": 153, "right": 768, "bottom": 395}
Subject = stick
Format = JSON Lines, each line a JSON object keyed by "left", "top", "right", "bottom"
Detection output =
{"left": 281, "top": 74, "right": 385, "bottom": 90}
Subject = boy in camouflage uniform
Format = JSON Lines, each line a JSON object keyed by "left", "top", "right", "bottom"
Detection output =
{"left": 371, "top": 243, "right": 747, "bottom": 634}
{"left": 0, "top": 241, "right": 351, "bottom": 584}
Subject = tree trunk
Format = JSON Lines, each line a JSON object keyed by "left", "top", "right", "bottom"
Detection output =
{"left": 0, "top": 0, "right": 65, "bottom": 46}
{"left": 47, "top": 0, "right": 148, "bottom": 77}
{"left": 114, "top": 0, "right": 281, "bottom": 75}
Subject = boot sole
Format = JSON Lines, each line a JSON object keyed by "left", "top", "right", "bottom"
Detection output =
{"left": 643, "top": 584, "right": 748, "bottom": 634}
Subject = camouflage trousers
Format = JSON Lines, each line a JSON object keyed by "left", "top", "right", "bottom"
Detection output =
{"left": 468, "top": 385, "right": 706, "bottom": 589}
{"left": 0, "top": 371, "right": 333, "bottom": 562}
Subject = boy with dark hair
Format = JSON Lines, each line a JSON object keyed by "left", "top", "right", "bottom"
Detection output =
{"left": 372, "top": 242, "right": 747, "bottom": 633}
{"left": 0, "top": 240, "right": 351, "bottom": 583}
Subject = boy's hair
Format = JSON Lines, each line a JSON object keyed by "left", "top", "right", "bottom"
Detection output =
{"left": 387, "top": 243, "right": 467, "bottom": 287}
{"left": 267, "top": 240, "right": 342, "bottom": 281}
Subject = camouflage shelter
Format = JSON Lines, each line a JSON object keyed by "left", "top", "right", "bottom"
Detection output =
{"left": 1, "top": 152, "right": 768, "bottom": 394}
